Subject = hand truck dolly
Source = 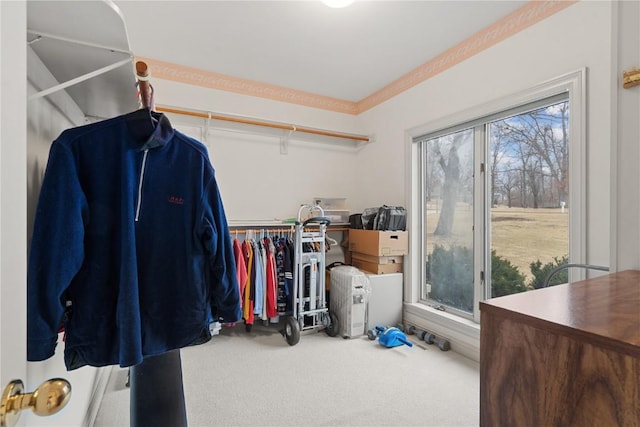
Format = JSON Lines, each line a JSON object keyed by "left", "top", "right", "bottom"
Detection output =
{"left": 283, "top": 205, "right": 339, "bottom": 345}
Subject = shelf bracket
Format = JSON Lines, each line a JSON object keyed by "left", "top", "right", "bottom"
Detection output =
{"left": 27, "top": 29, "right": 133, "bottom": 100}
{"left": 280, "top": 128, "right": 294, "bottom": 155}
{"left": 29, "top": 57, "right": 133, "bottom": 101}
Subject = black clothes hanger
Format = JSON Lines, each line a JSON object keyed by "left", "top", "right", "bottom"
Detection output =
{"left": 124, "top": 108, "right": 174, "bottom": 149}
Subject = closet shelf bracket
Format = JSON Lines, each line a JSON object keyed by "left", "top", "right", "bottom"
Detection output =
{"left": 27, "top": 29, "right": 133, "bottom": 55}
{"left": 29, "top": 57, "right": 133, "bottom": 101}
{"left": 27, "top": 28, "right": 133, "bottom": 101}
{"left": 280, "top": 128, "right": 294, "bottom": 155}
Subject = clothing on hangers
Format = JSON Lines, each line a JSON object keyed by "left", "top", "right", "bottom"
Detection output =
{"left": 264, "top": 236, "right": 278, "bottom": 319}
{"left": 280, "top": 235, "right": 294, "bottom": 315}
{"left": 230, "top": 230, "right": 297, "bottom": 322}
{"left": 242, "top": 239, "right": 255, "bottom": 325}
{"left": 252, "top": 239, "right": 265, "bottom": 317}
{"left": 27, "top": 108, "right": 241, "bottom": 370}
{"left": 233, "top": 238, "right": 247, "bottom": 310}
{"left": 227, "top": 222, "right": 340, "bottom": 326}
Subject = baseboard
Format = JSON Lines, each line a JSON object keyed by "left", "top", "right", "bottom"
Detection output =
{"left": 403, "top": 302, "right": 480, "bottom": 362}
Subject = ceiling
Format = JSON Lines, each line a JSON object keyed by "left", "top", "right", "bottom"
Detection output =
{"left": 113, "top": 1, "right": 529, "bottom": 103}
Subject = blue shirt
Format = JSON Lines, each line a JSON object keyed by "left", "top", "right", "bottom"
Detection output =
{"left": 27, "top": 108, "right": 241, "bottom": 370}
{"left": 252, "top": 241, "right": 264, "bottom": 317}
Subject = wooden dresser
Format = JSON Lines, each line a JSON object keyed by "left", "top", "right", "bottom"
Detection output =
{"left": 479, "top": 270, "right": 640, "bottom": 426}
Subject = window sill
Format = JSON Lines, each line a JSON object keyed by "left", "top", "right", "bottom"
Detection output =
{"left": 403, "top": 302, "right": 480, "bottom": 362}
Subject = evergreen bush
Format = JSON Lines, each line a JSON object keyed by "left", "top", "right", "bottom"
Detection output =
{"left": 426, "top": 244, "right": 473, "bottom": 312}
{"left": 529, "top": 255, "right": 569, "bottom": 289}
{"left": 490, "top": 250, "right": 526, "bottom": 297}
{"left": 426, "top": 245, "right": 527, "bottom": 310}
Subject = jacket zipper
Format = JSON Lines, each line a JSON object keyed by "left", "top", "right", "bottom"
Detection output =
{"left": 135, "top": 149, "right": 149, "bottom": 222}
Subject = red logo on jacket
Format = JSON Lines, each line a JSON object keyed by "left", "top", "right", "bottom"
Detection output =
{"left": 168, "top": 196, "right": 184, "bottom": 205}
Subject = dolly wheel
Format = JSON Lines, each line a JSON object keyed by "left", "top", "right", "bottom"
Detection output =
{"left": 325, "top": 312, "right": 340, "bottom": 337}
{"left": 284, "top": 316, "right": 300, "bottom": 346}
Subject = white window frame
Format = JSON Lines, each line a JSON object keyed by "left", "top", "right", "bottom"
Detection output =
{"left": 403, "top": 69, "right": 586, "bottom": 361}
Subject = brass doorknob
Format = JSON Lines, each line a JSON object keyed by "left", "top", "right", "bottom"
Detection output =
{"left": 0, "top": 378, "right": 71, "bottom": 427}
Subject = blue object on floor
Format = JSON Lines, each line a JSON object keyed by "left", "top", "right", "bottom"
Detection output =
{"left": 377, "top": 326, "right": 413, "bottom": 348}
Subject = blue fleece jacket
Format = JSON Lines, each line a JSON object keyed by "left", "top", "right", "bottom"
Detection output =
{"left": 27, "top": 108, "right": 241, "bottom": 370}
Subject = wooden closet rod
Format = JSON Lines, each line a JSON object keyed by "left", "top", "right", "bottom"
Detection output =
{"left": 155, "top": 105, "right": 370, "bottom": 142}
{"left": 136, "top": 61, "right": 155, "bottom": 110}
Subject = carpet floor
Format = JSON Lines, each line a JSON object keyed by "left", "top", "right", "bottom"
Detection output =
{"left": 94, "top": 322, "right": 479, "bottom": 426}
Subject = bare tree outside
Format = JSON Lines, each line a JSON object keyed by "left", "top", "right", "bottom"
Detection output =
{"left": 424, "top": 100, "right": 570, "bottom": 313}
{"left": 431, "top": 131, "right": 472, "bottom": 237}
{"left": 425, "top": 129, "right": 474, "bottom": 313}
{"left": 492, "top": 102, "right": 569, "bottom": 208}
{"left": 489, "top": 101, "right": 569, "bottom": 293}
{"left": 489, "top": 128, "right": 508, "bottom": 207}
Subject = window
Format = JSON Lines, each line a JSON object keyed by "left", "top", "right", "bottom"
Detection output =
{"left": 422, "top": 128, "right": 475, "bottom": 315}
{"left": 412, "top": 71, "right": 585, "bottom": 323}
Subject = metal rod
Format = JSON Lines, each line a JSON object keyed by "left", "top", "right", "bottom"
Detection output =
{"left": 27, "top": 29, "right": 133, "bottom": 55}
{"left": 155, "top": 105, "right": 370, "bottom": 142}
{"left": 28, "top": 57, "right": 132, "bottom": 101}
{"left": 543, "top": 263, "right": 609, "bottom": 287}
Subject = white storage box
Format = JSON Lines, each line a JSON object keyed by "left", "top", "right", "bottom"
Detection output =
{"left": 365, "top": 273, "right": 403, "bottom": 330}
{"left": 313, "top": 197, "right": 347, "bottom": 210}
{"left": 324, "top": 209, "right": 350, "bottom": 224}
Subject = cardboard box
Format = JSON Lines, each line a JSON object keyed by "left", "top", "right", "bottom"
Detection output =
{"left": 344, "top": 250, "right": 352, "bottom": 265}
{"left": 351, "top": 252, "right": 404, "bottom": 265}
{"left": 352, "top": 259, "right": 403, "bottom": 274}
{"left": 348, "top": 229, "right": 408, "bottom": 256}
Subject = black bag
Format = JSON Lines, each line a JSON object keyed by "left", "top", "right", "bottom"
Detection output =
{"left": 374, "top": 205, "right": 406, "bottom": 231}
{"left": 349, "top": 214, "right": 363, "bottom": 229}
{"left": 361, "top": 207, "right": 379, "bottom": 230}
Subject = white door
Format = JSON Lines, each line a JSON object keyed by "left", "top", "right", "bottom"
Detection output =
{"left": 2, "top": 4, "right": 72, "bottom": 426}
{"left": 1, "top": 1, "right": 29, "bottom": 426}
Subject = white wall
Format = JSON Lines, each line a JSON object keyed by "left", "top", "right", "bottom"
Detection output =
{"left": 358, "top": 0, "right": 615, "bottom": 285}
{"left": 611, "top": 0, "right": 640, "bottom": 271}
{"left": 152, "top": 79, "right": 366, "bottom": 221}
{"left": 358, "top": 1, "right": 613, "bottom": 270}
{"left": 355, "top": 1, "right": 616, "bottom": 361}
{"left": 150, "top": 5, "right": 622, "bottom": 275}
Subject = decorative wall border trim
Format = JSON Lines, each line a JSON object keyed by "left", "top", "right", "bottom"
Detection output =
{"left": 136, "top": 57, "right": 359, "bottom": 115}
{"left": 356, "top": 0, "right": 577, "bottom": 113}
{"left": 139, "top": 0, "right": 576, "bottom": 116}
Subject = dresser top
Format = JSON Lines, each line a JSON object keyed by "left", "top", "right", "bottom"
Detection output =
{"left": 480, "top": 270, "right": 640, "bottom": 357}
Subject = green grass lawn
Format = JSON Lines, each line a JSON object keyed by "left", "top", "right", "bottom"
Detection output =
{"left": 426, "top": 204, "right": 568, "bottom": 281}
